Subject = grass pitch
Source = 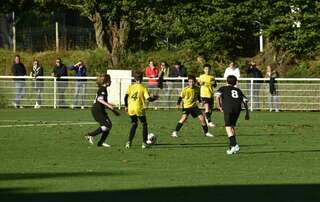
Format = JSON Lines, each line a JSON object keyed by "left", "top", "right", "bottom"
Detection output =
{"left": 0, "top": 109, "right": 319, "bottom": 202}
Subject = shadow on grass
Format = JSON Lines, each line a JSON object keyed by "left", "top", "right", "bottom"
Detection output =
{"left": 242, "top": 149, "right": 320, "bottom": 155}
{"left": 0, "top": 171, "right": 129, "bottom": 181}
{"left": 1, "top": 184, "right": 319, "bottom": 202}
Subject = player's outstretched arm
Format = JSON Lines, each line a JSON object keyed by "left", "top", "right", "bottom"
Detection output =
{"left": 147, "top": 95, "right": 159, "bottom": 102}
{"left": 216, "top": 96, "right": 223, "bottom": 112}
{"left": 97, "top": 97, "right": 120, "bottom": 116}
{"left": 243, "top": 101, "right": 250, "bottom": 120}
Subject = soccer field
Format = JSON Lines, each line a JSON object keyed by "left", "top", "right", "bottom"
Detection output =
{"left": 0, "top": 109, "right": 319, "bottom": 202}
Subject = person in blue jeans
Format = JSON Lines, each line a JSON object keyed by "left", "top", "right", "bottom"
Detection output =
{"left": 69, "top": 60, "right": 87, "bottom": 109}
{"left": 11, "top": 55, "right": 26, "bottom": 108}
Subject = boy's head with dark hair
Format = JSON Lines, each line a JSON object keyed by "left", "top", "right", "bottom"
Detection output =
{"left": 203, "top": 64, "right": 211, "bottom": 69}
{"left": 96, "top": 74, "right": 111, "bottom": 87}
{"left": 187, "top": 75, "right": 196, "bottom": 82}
{"left": 227, "top": 75, "right": 237, "bottom": 86}
{"left": 133, "top": 72, "right": 143, "bottom": 83}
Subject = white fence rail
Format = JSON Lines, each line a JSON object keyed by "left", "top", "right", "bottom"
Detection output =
{"left": 0, "top": 76, "right": 320, "bottom": 111}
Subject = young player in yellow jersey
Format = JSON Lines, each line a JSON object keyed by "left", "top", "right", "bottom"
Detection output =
{"left": 172, "top": 75, "right": 213, "bottom": 138}
{"left": 198, "top": 64, "right": 217, "bottom": 128}
{"left": 124, "top": 72, "right": 159, "bottom": 149}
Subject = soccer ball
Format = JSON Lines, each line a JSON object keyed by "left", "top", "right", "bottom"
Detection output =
{"left": 146, "top": 133, "right": 157, "bottom": 145}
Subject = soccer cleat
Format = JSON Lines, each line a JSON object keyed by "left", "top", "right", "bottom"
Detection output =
{"left": 12, "top": 102, "right": 17, "bottom": 108}
{"left": 205, "top": 132, "right": 214, "bottom": 137}
{"left": 98, "top": 143, "right": 111, "bottom": 148}
{"left": 171, "top": 131, "right": 179, "bottom": 138}
{"left": 70, "top": 105, "right": 75, "bottom": 109}
{"left": 85, "top": 135, "right": 95, "bottom": 145}
{"left": 207, "top": 122, "right": 216, "bottom": 128}
{"left": 34, "top": 103, "right": 41, "bottom": 109}
{"left": 81, "top": 106, "right": 85, "bottom": 110}
{"left": 226, "top": 144, "right": 240, "bottom": 155}
{"left": 125, "top": 141, "right": 131, "bottom": 149}
{"left": 142, "top": 143, "right": 150, "bottom": 149}
{"left": 275, "top": 109, "right": 279, "bottom": 112}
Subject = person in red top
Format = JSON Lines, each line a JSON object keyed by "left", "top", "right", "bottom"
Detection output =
{"left": 145, "top": 60, "right": 159, "bottom": 88}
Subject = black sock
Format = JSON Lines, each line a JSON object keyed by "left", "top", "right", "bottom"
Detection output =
{"left": 128, "top": 123, "right": 138, "bottom": 142}
{"left": 98, "top": 130, "right": 110, "bottom": 145}
{"left": 88, "top": 127, "right": 102, "bottom": 136}
{"left": 202, "top": 125, "right": 208, "bottom": 134}
{"left": 142, "top": 123, "right": 148, "bottom": 143}
{"left": 205, "top": 112, "right": 211, "bottom": 123}
{"left": 175, "top": 122, "right": 183, "bottom": 132}
{"left": 229, "top": 136, "right": 237, "bottom": 147}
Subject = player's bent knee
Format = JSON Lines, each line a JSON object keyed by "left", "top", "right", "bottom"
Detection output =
{"left": 101, "top": 125, "right": 109, "bottom": 132}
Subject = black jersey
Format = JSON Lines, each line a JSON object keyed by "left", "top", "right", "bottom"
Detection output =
{"left": 93, "top": 86, "right": 108, "bottom": 111}
{"left": 216, "top": 85, "right": 248, "bottom": 113}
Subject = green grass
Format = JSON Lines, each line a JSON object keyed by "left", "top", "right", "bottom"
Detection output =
{"left": 0, "top": 109, "right": 320, "bottom": 202}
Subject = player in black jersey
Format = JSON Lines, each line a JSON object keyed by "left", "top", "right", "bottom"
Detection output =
{"left": 85, "top": 74, "right": 120, "bottom": 147}
{"left": 215, "top": 75, "right": 249, "bottom": 154}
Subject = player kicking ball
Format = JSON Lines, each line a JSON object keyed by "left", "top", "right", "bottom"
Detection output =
{"left": 172, "top": 75, "right": 213, "bottom": 138}
{"left": 215, "top": 75, "right": 249, "bottom": 155}
{"left": 124, "top": 72, "right": 159, "bottom": 149}
{"left": 198, "top": 64, "right": 217, "bottom": 127}
{"left": 85, "top": 74, "right": 120, "bottom": 147}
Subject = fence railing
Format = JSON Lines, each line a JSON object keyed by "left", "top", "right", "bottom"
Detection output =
{"left": 0, "top": 76, "right": 319, "bottom": 111}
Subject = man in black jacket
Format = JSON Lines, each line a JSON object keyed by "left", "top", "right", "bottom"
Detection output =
{"left": 245, "top": 61, "right": 263, "bottom": 110}
{"left": 11, "top": 55, "right": 26, "bottom": 108}
{"left": 52, "top": 58, "right": 68, "bottom": 107}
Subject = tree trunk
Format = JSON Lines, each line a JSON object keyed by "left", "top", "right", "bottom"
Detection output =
{"left": 91, "top": 12, "right": 106, "bottom": 49}
{"left": 107, "top": 16, "right": 130, "bottom": 68}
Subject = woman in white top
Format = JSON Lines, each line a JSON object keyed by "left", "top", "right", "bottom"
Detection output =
{"left": 223, "top": 62, "right": 240, "bottom": 79}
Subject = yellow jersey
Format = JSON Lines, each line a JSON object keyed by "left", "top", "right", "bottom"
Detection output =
{"left": 180, "top": 86, "right": 200, "bottom": 109}
{"left": 126, "top": 83, "right": 150, "bottom": 116}
{"left": 198, "top": 74, "right": 215, "bottom": 98}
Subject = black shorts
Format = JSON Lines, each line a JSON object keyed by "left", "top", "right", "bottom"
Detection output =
{"left": 130, "top": 115, "right": 147, "bottom": 124}
{"left": 201, "top": 97, "right": 214, "bottom": 108}
{"left": 182, "top": 107, "right": 202, "bottom": 118}
{"left": 91, "top": 108, "right": 112, "bottom": 129}
{"left": 224, "top": 111, "right": 240, "bottom": 127}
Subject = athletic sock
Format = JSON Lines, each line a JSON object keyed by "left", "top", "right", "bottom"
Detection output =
{"left": 98, "top": 131, "right": 110, "bottom": 145}
{"left": 175, "top": 122, "right": 183, "bottom": 132}
{"left": 202, "top": 125, "right": 208, "bottom": 134}
{"left": 88, "top": 127, "right": 102, "bottom": 136}
{"left": 229, "top": 135, "right": 237, "bottom": 147}
{"left": 128, "top": 123, "right": 138, "bottom": 142}
{"left": 142, "top": 123, "right": 148, "bottom": 143}
{"left": 205, "top": 112, "right": 211, "bottom": 123}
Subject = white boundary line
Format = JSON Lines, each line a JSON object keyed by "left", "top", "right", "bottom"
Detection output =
{"left": 0, "top": 122, "right": 96, "bottom": 128}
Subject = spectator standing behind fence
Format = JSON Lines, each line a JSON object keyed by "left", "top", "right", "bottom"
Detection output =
{"left": 245, "top": 61, "right": 263, "bottom": 110}
{"left": 69, "top": 60, "right": 87, "bottom": 110}
{"left": 223, "top": 62, "right": 240, "bottom": 79}
{"left": 170, "top": 62, "right": 188, "bottom": 100}
{"left": 52, "top": 58, "right": 68, "bottom": 107}
{"left": 30, "top": 59, "right": 44, "bottom": 109}
{"left": 265, "top": 65, "right": 280, "bottom": 112}
{"left": 11, "top": 55, "right": 26, "bottom": 108}
{"left": 157, "top": 61, "right": 171, "bottom": 108}
{"left": 145, "top": 60, "right": 159, "bottom": 88}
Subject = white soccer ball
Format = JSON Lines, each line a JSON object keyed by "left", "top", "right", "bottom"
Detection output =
{"left": 146, "top": 133, "right": 157, "bottom": 145}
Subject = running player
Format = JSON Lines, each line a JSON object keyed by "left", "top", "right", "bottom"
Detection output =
{"left": 124, "top": 72, "right": 159, "bottom": 149}
{"left": 198, "top": 64, "right": 217, "bottom": 127}
{"left": 172, "top": 75, "right": 213, "bottom": 138}
{"left": 215, "top": 75, "right": 249, "bottom": 155}
{"left": 85, "top": 74, "right": 120, "bottom": 147}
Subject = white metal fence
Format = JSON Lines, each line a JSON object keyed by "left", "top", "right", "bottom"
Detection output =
{"left": 0, "top": 76, "right": 319, "bottom": 111}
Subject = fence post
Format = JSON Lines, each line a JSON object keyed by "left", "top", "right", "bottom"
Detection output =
{"left": 250, "top": 78, "right": 253, "bottom": 111}
{"left": 53, "top": 77, "right": 57, "bottom": 109}
{"left": 119, "top": 78, "right": 122, "bottom": 109}
{"left": 12, "top": 12, "right": 16, "bottom": 53}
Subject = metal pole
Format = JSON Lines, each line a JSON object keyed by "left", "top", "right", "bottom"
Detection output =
{"left": 259, "top": 28, "right": 263, "bottom": 52}
{"left": 119, "top": 78, "right": 122, "bottom": 109}
{"left": 12, "top": 12, "right": 16, "bottom": 53}
{"left": 55, "top": 22, "right": 59, "bottom": 53}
